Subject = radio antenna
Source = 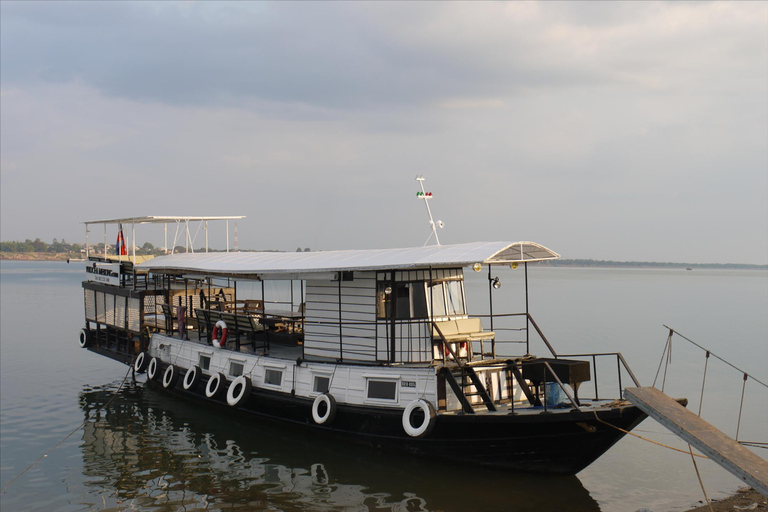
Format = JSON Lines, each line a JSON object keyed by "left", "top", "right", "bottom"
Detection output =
{"left": 415, "top": 175, "right": 443, "bottom": 246}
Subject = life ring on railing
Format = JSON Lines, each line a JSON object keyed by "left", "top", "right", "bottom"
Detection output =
{"left": 311, "top": 393, "right": 337, "bottom": 425}
{"left": 205, "top": 372, "right": 227, "bottom": 399}
{"left": 212, "top": 320, "right": 228, "bottom": 348}
{"left": 147, "top": 357, "right": 160, "bottom": 380}
{"left": 226, "top": 375, "right": 252, "bottom": 406}
{"left": 435, "top": 341, "right": 467, "bottom": 358}
{"left": 183, "top": 365, "right": 202, "bottom": 391}
{"left": 402, "top": 399, "right": 436, "bottom": 438}
{"left": 134, "top": 352, "right": 149, "bottom": 373}
{"left": 162, "top": 364, "right": 180, "bottom": 389}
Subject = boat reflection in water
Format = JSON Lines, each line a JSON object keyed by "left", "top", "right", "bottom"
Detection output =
{"left": 79, "top": 382, "right": 602, "bottom": 512}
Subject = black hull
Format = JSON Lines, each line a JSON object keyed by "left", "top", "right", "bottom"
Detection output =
{"left": 146, "top": 365, "right": 647, "bottom": 475}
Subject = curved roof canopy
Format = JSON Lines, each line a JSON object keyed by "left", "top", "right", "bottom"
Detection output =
{"left": 138, "top": 241, "right": 560, "bottom": 279}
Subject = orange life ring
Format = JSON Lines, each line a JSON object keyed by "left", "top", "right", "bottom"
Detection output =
{"left": 212, "top": 320, "right": 228, "bottom": 348}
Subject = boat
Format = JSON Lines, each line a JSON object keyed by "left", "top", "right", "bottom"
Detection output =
{"left": 77, "top": 215, "right": 650, "bottom": 475}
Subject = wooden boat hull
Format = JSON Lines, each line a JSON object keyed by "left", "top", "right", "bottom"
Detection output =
{"left": 147, "top": 365, "right": 647, "bottom": 475}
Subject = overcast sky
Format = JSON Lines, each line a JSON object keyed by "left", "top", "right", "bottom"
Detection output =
{"left": 1, "top": 2, "right": 766, "bottom": 264}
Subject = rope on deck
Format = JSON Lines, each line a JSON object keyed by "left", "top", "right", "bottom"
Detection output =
{"left": 1, "top": 359, "right": 135, "bottom": 495}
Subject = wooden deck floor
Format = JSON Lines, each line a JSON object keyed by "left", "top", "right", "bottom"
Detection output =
{"left": 625, "top": 386, "right": 768, "bottom": 497}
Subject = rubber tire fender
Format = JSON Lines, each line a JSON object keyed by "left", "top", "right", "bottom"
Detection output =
{"left": 78, "top": 328, "right": 90, "bottom": 348}
{"left": 226, "top": 375, "right": 252, "bottom": 406}
{"left": 311, "top": 393, "right": 337, "bottom": 425}
{"left": 162, "top": 364, "right": 180, "bottom": 389}
{"left": 134, "top": 352, "right": 149, "bottom": 373}
{"left": 183, "top": 365, "right": 202, "bottom": 391}
{"left": 402, "top": 399, "right": 436, "bottom": 438}
{"left": 205, "top": 372, "right": 227, "bottom": 399}
{"left": 147, "top": 357, "right": 161, "bottom": 381}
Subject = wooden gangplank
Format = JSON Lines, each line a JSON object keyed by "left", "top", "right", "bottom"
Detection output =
{"left": 625, "top": 387, "right": 768, "bottom": 497}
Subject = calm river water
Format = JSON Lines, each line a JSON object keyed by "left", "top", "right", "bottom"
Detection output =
{"left": 1, "top": 261, "right": 766, "bottom": 512}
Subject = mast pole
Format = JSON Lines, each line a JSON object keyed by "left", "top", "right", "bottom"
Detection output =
{"left": 416, "top": 176, "right": 440, "bottom": 246}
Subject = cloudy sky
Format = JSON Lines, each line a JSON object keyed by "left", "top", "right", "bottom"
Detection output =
{"left": 1, "top": 2, "right": 766, "bottom": 263}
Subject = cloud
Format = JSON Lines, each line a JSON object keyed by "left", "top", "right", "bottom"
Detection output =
{"left": 3, "top": 2, "right": 762, "bottom": 114}
{"left": 1, "top": 2, "right": 766, "bottom": 263}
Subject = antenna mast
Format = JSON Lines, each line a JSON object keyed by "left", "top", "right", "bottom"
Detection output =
{"left": 415, "top": 175, "right": 443, "bottom": 246}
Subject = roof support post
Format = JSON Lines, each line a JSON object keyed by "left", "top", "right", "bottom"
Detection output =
{"left": 525, "top": 262, "right": 530, "bottom": 355}
{"left": 390, "top": 271, "right": 396, "bottom": 363}
{"left": 338, "top": 277, "right": 344, "bottom": 362}
{"left": 488, "top": 264, "right": 494, "bottom": 333}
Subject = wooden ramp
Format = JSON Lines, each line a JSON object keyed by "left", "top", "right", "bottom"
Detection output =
{"left": 625, "top": 386, "right": 768, "bottom": 497}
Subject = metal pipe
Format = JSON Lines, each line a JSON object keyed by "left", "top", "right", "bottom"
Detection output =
{"left": 525, "top": 262, "right": 530, "bottom": 354}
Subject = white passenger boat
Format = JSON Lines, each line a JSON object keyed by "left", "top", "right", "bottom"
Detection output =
{"left": 79, "top": 216, "right": 650, "bottom": 474}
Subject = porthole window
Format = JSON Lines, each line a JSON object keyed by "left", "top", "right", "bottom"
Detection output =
{"left": 265, "top": 369, "right": 282, "bottom": 387}
{"left": 313, "top": 376, "right": 330, "bottom": 394}
{"left": 199, "top": 354, "right": 211, "bottom": 371}
{"left": 367, "top": 380, "right": 397, "bottom": 400}
{"left": 229, "top": 361, "right": 244, "bottom": 377}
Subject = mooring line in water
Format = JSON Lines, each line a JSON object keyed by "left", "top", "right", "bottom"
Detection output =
{"left": 1, "top": 361, "right": 134, "bottom": 495}
{"left": 591, "top": 411, "right": 708, "bottom": 459}
{"left": 689, "top": 443, "right": 715, "bottom": 512}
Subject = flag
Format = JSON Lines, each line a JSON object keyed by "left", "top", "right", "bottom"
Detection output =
{"left": 116, "top": 224, "right": 127, "bottom": 256}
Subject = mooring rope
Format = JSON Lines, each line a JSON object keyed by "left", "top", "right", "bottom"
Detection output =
{"left": 688, "top": 443, "right": 715, "bottom": 512}
{"left": 591, "top": 411, "right": 708, "bottom": 459}
{"left": 1, "top": 361, "right": 135, "bottom": 495}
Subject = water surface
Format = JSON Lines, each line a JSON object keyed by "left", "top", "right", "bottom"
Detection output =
{"left": 1, "top": 261, "right": 766, "bottom": 511}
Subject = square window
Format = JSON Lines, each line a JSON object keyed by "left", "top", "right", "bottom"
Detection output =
{"left": 367, "top": 380, "right": 397, "bottom": 400}
{"left": 313, "top": 376, "right": 330, "bottom": 394}
{"left": 265, "top": 369, "right": 282, "bottom": 386}
{"left": 229, "top": 361, "right": 244, "bottom": 377}
{"left": 199, "top": 354, "right": 211, "bottom": 371}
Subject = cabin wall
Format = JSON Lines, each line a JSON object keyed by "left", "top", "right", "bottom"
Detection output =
{"left": 84, "top": 288, "right": 142, "bottom": 332}
{"left": 303, "top": 273, "right": 378, "bottom": 361}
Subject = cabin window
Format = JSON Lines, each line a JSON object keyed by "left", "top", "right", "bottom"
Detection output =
{"left": 229, "top": 361, "right": 244, "bottom": 377}
{"left": 313, "top": 376, "right": 330, "bottom": 394}
{"left": 367, "top": 380, "right": 397, "bottom": 400}
{"left": 428, "top": 280, "right": 466, "bottom": 318}
{"left": 264, "top": 369, "right": 282, "bottom": 387}
{"left": 445, "top": 280, "right": 465, "bottom": 315}
{"left": 377, "top": 282, "right": 429, "bottom": 320}
{"left": 429, "top": 282, "right": 447, "bottom": 317}
{"left": 199, "top": 354, "right": 211, "bottom": 371}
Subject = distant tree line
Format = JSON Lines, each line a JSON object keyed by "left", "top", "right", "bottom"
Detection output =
{"left": 1, "top": 238, "right": 297, "bottom": 256}
{"left": 0, "top": 238, "right": 164, "bottom": 256}
{"left": 1, "top": 238, "right": 82, "bottom": 254}
{"left": 539, "top": 259, "right": 767, "bottom": 270}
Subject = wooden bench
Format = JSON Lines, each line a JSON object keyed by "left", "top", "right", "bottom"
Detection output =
{"left": 160, "top": 303, "right": 177, "bottom": 335}
{"left": 432, "top": 318, "right": 495, "bottom": 342}
{"left": 220, "top": 311, "right": 265, "bottom": 351}
{"left": 432, "top": 318, "right": 495, "bottom": 361}
{"left": 194, "top": 308, "right": 211, "bottom": 342}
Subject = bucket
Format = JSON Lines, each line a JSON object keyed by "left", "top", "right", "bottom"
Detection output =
{"left": 544, "top": 382, "right": 563, "bottom": 407}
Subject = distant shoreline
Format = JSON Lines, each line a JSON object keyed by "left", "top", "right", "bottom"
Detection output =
{"left": 1, "top": 252, "right": 765, "bottom": 270}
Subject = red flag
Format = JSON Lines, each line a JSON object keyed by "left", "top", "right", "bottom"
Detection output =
{"left": 116, "top": 224, "right": 127, "bottom": 255}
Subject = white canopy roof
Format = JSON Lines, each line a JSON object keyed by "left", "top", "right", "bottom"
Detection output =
{"left": 84, "top": 215, "right": 244, "bottom": 226}
{"left": 138, "top": 241, "right": 560, "bottom": 279}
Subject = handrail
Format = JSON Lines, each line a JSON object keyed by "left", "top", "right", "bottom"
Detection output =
{"left": 432, "top": 321, "right": 464, "bottom": 367}
{"left": 663, "top": 325, "right": 767, "bottom": 389}
{"left": 542, "top": 361, "right": 580, "bottom": 411}
{"left": 525, "top": 314, "right": 558, "bottom": 357}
